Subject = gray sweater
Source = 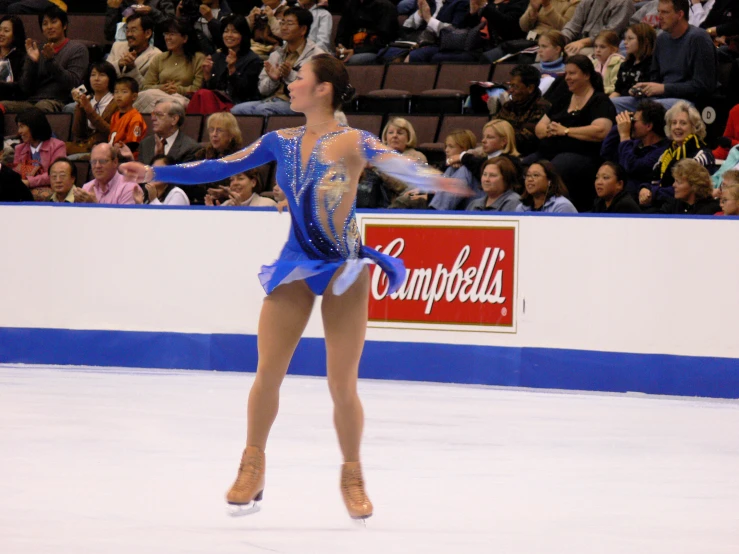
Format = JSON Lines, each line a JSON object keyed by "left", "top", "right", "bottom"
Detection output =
{"left": 20, "top": 40, "right": 89, "bottom": 103}
{"left": 561, "top": 0, "right": 634, "bottom": 42}
{"left": 651, "top": 25, "right": 716, "bottom": 101}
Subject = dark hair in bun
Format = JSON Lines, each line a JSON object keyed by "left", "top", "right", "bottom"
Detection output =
{"left": 310, "top": 53, "right": 355, "bottom": 109}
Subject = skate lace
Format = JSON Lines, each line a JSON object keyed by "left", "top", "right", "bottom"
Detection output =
{"left": 234, "top": 455, "right": 263, "bottom": 492}
{"left": 342, "top": 470, "right": 367, "bottom": 504}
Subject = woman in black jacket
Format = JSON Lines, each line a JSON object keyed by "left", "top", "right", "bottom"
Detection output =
{"left": 0, "top": 15, "right": 27, "bottom": 102}
{"left": 187, "top": 14, "right": 262, "bottom": 114}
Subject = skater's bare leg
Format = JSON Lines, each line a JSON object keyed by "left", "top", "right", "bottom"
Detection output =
{"left": 247, "top": 280, "right": 315, "bottom": 449}
{"left": 322, "top": 267, "right": 369, "bottom": 463}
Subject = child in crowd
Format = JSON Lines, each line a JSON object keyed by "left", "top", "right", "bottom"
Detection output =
{"left": 718, "top": 170, "right": 739, "bottom": 216}
{"left": 590, "top": 30, "right": 623, "bottom": 96}
{"left": 611, "top": 23, "right": 656, "bottom": 99}
{"left": 535, "top": 31, "right": 567, "bottom": 95}
{"left": 109, "top": 77, "right": 147, "bottom": 158}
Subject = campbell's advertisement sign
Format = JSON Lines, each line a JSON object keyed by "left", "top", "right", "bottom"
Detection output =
{"left": 361, "top": 216, "right": 518, "bottom": 333}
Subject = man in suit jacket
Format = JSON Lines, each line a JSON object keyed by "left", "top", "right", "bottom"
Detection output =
{"left": 138, "top": 99, "right": 200, "bottom": 165}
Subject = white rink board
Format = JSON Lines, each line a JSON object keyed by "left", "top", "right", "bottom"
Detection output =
{"left": 0, "top": 204, "right": 736, "bottom": 358}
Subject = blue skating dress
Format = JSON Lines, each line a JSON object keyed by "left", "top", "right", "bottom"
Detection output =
{"left": 151, "top": 125, "right": 442, "bottom": 296}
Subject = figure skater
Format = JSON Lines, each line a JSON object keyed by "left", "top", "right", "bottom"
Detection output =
{"left": 120, "top": 54, "right": 469, "bottom": 521}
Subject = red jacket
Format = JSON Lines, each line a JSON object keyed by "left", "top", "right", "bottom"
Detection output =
{"left": 13, "top": 138, "right": 67, "bottom": 188}
{"left": 713, "top": 104, "right": 739, "bottom": 161}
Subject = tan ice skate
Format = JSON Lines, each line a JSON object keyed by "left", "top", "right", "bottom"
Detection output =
{"left": 340, "top": 461, "right": 373, "bottom": 520}
{"left": 226, "top": 445, "right": 265, "bottom": 517}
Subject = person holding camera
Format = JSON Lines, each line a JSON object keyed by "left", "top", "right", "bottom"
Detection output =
{"left": 232, "top": 7, "right": 325, "bottom": 116}
{"left": 600, "top": 99, "right": 669, "bottom": 198}
{"left": 611, "top": 0, "right": 716, "bottom": 113}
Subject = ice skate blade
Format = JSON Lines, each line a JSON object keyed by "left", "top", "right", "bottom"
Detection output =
{"left": 227, "top": 501, "right": 261, "bottom": 517}
{"left": 351, "top": 514, "right": 372, "bottom": 527}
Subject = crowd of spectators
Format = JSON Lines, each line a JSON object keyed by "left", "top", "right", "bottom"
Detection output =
{"left": 0, "top": 0, "right": 736, "bottom": 216}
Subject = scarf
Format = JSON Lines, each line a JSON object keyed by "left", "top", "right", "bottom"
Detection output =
{"left": 660, "top": 134, "right": 703, "bottom": 178}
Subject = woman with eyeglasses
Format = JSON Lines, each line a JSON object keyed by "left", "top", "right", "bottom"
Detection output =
{"left": 188, "top": 111, "right": 244, "bottom": 204}
{"left": 516, "top": 160, "right": 577, "bottom": 213}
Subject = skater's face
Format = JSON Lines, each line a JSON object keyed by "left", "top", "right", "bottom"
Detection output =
{"left": 524, "top": 163, "right": 549, "bottom": 197}
{"left": 288, "top": 64, "right": 331, "bottom": 113}
{"left": 481, "top": 163, "right": 507, "bottom": 198}
{"left": 594, "top": 164, "right": 623, "bottom": 200}
{"left": 385, "top": 125, "right": 409, "bottom": 153}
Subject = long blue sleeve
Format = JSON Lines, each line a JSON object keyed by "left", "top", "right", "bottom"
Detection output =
{"left": 359, "top": 130, "right": 443, "bottom": 192}
{"left": 152, "top": 132, "right": 277, "bottom": 185}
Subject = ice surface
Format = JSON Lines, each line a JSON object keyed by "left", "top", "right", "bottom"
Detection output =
{"left": 1, "top": 365, "right": 737, "bottom": 554}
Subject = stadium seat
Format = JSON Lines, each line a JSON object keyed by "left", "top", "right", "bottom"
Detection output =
{"left": 419, "top": 114, "right": 490, "bottom": 153}
{"left": 385, "top": 114, "right": 440, "bottom": 145}
{"left": 345, "top": 64, "right": 385, "bottom": 111}
{"left": 414, "top": 63, "right": 492, "bottom": 114}
{"left": 358, "top": 64, "right": 439, "bottom": 114}
{"left": 346, "top": 114, "right": 383, "bottom": 136}
{"left": 264, "top": 115, "right": 305, "bottom": 133}
{"left": 234, "top": 115, "right": 264, "bottom": 145}
{"left": 46, "top": 112, "right": 73, "bottom": 141}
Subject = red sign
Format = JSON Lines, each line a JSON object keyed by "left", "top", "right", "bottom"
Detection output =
{"left": 363, "top": 219, "right": 517, "bottom": 331}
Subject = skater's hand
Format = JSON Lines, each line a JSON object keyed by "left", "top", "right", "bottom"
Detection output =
{"left": 119, "top": 161, "right": 153, "bottom": 183}
{"left": 433, "top": 176, "right": 475, "bottom": 197}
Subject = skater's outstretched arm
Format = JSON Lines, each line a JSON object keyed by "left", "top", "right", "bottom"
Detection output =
{"left": 358, "top": 131, "right": 474, "bottom": 197}
{"left": 120, "top": 133, "right": 278, "bottom": 185}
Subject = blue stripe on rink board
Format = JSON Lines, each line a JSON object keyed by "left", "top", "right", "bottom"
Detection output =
{"left": 1, "top": 327, "right": 737, "bottom": 399}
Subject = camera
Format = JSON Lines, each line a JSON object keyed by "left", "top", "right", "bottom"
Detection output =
{"left": 629, "top": 86, "right": 645, "bottom": 98}
{"left": 72, "top": 84, "right": 88, "bottom": 97}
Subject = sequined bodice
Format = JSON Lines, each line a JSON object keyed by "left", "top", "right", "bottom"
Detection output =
{"left": 153, "top": 125, "right": 441, "bottom": 265}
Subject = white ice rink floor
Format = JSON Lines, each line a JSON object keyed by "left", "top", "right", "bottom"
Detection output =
{"left": 1, "top": 365, "right": 738, "bottom": 554}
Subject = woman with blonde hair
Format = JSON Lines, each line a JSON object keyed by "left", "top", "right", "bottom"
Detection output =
{"left": 428, "top": 129, "right": 481, "bottom": 210}
{"left": 190, "top": 111, "right": 244, "bottom": 204}
{"left": 639, "top": 101, "right": 715, "bottom": 209}
{"left": 378, "top": 117, "right": 429, "bottom": 208}
{"left": 446, "top": 119, "right": 521, "bottom": 183}
{"left": 661, "top": 158, "right": 720, "bottom": 215}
